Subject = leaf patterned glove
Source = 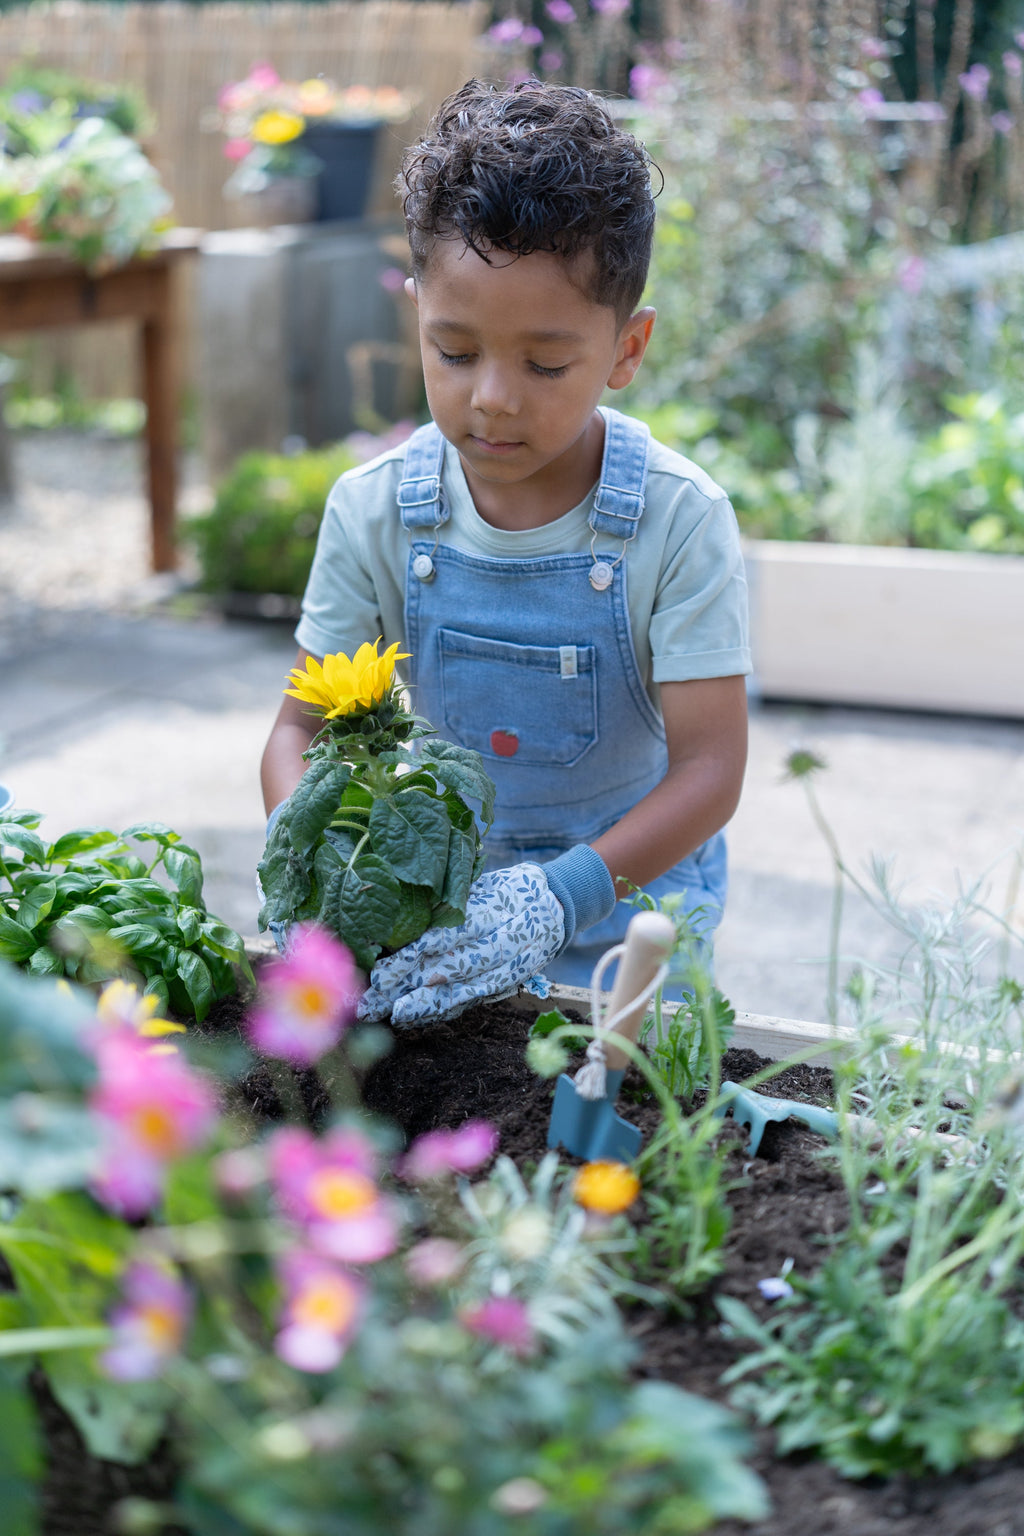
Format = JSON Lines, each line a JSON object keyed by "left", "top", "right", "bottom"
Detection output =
{"left": 358, "top": 845, "right": 616, "bottom": 1027}
{"left": 357, "top": 863, "right": 565, "bottom": 1026}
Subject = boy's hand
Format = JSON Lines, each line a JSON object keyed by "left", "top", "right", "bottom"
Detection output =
{"left": 358, "top": 864, "right": 565, "bottom": 1026}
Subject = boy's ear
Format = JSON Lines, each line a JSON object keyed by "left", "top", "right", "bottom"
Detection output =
{"left": 606, "top": 307, "right": 656, "bottom": 391}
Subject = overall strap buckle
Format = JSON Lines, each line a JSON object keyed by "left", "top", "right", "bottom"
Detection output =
{"left": 397, "top": 422, "right": 449, "bottom": 580}
{"left": 588, "top": 410, "right": 650, "bottom": 590}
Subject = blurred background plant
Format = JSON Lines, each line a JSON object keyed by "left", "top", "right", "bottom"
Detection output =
{"left": 0, "top": 63, "right": 170, "bottom": 269}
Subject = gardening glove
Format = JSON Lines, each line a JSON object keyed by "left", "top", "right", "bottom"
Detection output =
{"left": 358, "top": 844, "right": 616, "bottom": 1027}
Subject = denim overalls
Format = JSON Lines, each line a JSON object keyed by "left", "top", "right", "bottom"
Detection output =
{"left": 397, "top": 407, "right": 727, "bottom": 990}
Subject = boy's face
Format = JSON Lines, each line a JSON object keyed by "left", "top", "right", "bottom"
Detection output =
{"left": 407, "top": 241, "right": 654, "bottom": 526}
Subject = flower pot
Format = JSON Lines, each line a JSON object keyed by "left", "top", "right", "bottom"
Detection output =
{"left": 234, "top": 173, "right": 318, "bottom": 229}
{"left": 299, "top": 120, "right": 380, "bottom": 222}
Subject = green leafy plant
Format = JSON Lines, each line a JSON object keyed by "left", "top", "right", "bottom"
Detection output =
{"left": 0, "top": 809, "right": 251, "bottom": 1019}
{"left": 188, "top": 441, "right": 361, "bottom": 598}
{"left": 908, "top": 391, "right": 1024, "bottom": 553}
{"left": 258, "top": 641, "right": 496, "bottom": 971}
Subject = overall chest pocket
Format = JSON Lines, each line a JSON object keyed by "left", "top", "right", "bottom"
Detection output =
{"left": 438, "top": 627, "right": 598, "bottom": 768}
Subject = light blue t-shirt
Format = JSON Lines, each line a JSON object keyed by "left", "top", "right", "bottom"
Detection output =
{"left": 296, "top": 418, "right": 751, "bottom": 703}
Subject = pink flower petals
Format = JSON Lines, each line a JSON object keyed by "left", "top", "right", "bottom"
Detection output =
{"left": 247, "top": 925, "right": 360, "bottom": 1067}
{"left": 399, "top": 1120, "right": 498, "bottom": 1182}
{"left": 102, "top": 1262, "right": 191, "bottom": 1381}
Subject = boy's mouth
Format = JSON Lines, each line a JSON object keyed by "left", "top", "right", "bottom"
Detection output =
{"left": 470, "top": 435, "right": 524, "bottom": 455}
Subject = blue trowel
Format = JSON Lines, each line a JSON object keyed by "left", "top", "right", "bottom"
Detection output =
{"left": 716, "top": 1080, "right": 839, "bottom": 1156}
{"left": 547, "top": 910, "right": 677, "bottom": 1163}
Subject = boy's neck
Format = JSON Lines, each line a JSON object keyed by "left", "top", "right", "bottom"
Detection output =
{"left": 457, "top": 411, "right": 606, "bottom": 531}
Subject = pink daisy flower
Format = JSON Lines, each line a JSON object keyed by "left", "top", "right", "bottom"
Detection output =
{"left": 268, "top": 1125, "right": 399, "bottom": 1263}
{"left": 101, "top": 1262, "right": 191, "bottom": 1381}
{"left": 90, "top": 1031, "right": 218, "bottom": 1217}
{"left": 247, "top": 924, "right": 361, "bottom": 1067}
{"left": 460, "top": 1295, "right": 536, "bottom": 1357}
{"left": 274, "top": 1251, "right": 364, "bottom": 1373}
{"left": 399, "top": 1120, "right": 498, "bottom": 1182}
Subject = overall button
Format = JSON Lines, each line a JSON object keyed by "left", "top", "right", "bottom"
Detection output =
{"left": 589, "top": 560, "right": 614, "bottom": 591}
{"left": 412, "top": 553, "right": 435, "bottom": 581}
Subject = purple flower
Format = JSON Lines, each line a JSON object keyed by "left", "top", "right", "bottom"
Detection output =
{"left": 399, "top": 1120, "right": 499, "bottom": 1181}
{"left": 757, "top": 1276, "right": 794, "bottom": 1301}
{"left": 546, "top": 0, "right": 577, "bottom": 21}
{"left": 268, "top": 1125, "right": 400, "bottom": 1263}
{"left": 630, "top": 64, "right": 665, "bottom": 102}
{"left": 959, "top": 64, "right": 991, "bottom": 101}
{"left": 489, "top": 16, "right": 525, "bottom": 42}
{"left": 992, "top": 111, "right": 1015, "bottom": 135}
{"left": 102, "top": 1263, "right": 191, "bottom": 1381}
{"left": 591, "top": 0, "right": 630, "bottom": 13}
{"left": 857, "top": 87, "right": 887, "bottom": 118}
{"left": 1004, "top": 52, "right": 1022, "bottom": 80}
{"left": 860, "top": 37, "right": 887, "bottom": 60}
{"left": 540, "top": 50, "right": 564, "bottom": 71}
{"left": 899, "top": 254, "right": 927, "bottom": 295}
{"left": 11, "top": 91, "right": 46, "bottom": 114}
{"left": 521, "top": 25, "right": 544, "bottom": 45}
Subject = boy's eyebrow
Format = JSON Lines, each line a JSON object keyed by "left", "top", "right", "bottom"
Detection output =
{"left": 428, "top": 319, "right": 586, "bottom": 344}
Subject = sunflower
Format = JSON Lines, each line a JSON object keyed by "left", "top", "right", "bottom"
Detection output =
{"left": 284, "top": 639, "right": 410, "bottom": 721}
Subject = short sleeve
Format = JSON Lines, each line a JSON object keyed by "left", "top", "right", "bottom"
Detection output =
{"left": 648, "top": 493, "right": 751, "bottom": 683}
{"left": 294, "top": 462, "right": 400, "bottom": 660}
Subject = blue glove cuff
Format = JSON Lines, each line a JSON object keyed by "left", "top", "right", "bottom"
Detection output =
{"left": 267, "top": 801, "right": 286, "bottom": 838}
{"left": 543, "top": 844, "right": 617, "bottom": 951}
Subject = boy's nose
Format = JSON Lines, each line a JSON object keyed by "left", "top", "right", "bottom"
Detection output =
{"left": 470, "top": 365, "right": 518, "bottom": 417}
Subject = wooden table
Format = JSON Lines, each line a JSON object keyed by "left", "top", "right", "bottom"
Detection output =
{"left": 0, "top": 229, "right": 201, "bottom": 572}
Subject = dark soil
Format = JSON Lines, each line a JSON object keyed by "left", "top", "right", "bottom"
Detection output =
{"left": 360, "top": 997, "right": 1024, "bottom": 1536}
{"left": 35, "top": 988, "right": 1024, "bottom": 1535}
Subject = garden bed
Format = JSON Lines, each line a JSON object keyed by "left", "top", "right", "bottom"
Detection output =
{"left": 24, "top": 975, "right": 1024, "bottom": 1536}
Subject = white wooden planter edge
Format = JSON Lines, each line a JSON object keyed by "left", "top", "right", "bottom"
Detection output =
{"left": 743, "top": 538, "right": 1024, "bottom": 719}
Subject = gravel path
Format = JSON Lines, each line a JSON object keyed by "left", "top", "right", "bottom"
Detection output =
{"left": 0, "top": 428, "right": 209, "bottom": 658}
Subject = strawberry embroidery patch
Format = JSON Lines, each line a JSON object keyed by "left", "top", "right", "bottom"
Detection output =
{"left": 490, "top": 728, "right": 519, "bottom": 757}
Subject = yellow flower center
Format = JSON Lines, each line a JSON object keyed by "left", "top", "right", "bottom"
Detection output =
{"left": 286, "top": 981, "right": 334, "bottom": 1021}
{"left": 131, "top": 1104, "right": 184, "bottom": 1158}
{"left": 292, "top": 1275, "right": 358, "bottom": 1333}
{"left": 140, "top": 1303, "right": 183, "bottom": 1351}
{"left": 308, "top": 1167, "right": 377, "bottom": 1220}
{"left": 572, "top": 1161, "right": 641, "bottom": 1215}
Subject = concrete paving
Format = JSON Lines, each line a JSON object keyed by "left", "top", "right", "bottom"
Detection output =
{"left": 2, "top": 605, "right": 1023, "bottom": 1027}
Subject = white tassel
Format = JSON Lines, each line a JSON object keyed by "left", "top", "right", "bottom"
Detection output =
{"left": 573, "top": 1039, "right": 608, "bottom": 1101}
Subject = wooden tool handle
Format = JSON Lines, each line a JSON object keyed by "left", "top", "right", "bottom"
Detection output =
{"left": 603, "top": 911, "right": 676, "bottom": 1073}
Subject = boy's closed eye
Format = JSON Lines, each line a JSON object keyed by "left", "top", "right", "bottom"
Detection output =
{"left": 436, "top": 348, "right": 568, "bottom": 379}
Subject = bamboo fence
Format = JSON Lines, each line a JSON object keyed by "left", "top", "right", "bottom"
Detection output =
{"left": 0, "top": 1, "right": 486, "bottom": 401}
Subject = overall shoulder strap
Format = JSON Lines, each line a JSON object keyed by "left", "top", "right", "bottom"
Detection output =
{"left": 589, "top": 408, "right": 651, "bottom": 541}
{"left": 396, "top": 422, "right": 449, "bottom": 530}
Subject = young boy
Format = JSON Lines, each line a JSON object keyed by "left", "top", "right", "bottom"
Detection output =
{"left": 261, "top": 78, "right": 750, "bottom": 1025}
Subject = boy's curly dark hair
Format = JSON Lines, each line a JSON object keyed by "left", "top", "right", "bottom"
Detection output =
{"left": 397, "top": 78, "right": 657, "bottom": 319}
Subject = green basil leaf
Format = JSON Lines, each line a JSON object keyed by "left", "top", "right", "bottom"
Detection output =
{"left": 47, "top": 829, "right": 120, "bottom": 864}
{"left": 163, "top": 847, "right": 204, "bottom": 906}
{"left": 17, "top": 880, "right": 58, "bottom": 932}
{"left": 176, "top": 908, "right": 203, "bottom": 946}
{"left": 120, "top": 821, "right": 180, "bottom": 846}
{"left": 27, "top": 946, "right": 63, "bottom": 977}
{"left": 0, "top": 828, "right": 47, "bottom": 865}
{"left": 175, "top": 950, "right": 215, "bottom": 1022}
{"left": 369, "top": 792, "right": 450, "bottom": 895}
{"left": 107, "top": 925, "right": 175, "bottom": 963}
{"left": 0, "top": 915, "right": 37, "bottom": 963}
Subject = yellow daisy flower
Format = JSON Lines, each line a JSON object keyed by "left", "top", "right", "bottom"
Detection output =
{"left": 251, "top": 109, "right": 305, "bottom": 146}
{"left": 572, "top": 1160, "right": 641, "bottom": 1215}
{"left": 97, "top": 979, "right": 186, "bottom": 1039}
{"left": 284, "top": 639, "right": 410, "bottom": 721}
